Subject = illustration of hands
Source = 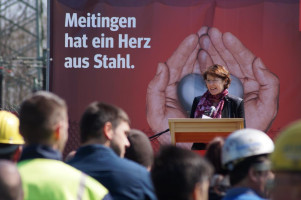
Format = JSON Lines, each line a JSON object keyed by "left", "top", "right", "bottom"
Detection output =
{"left": 146, "top": 26, "right": 279, "bottom": 146}
{"left": 198, "top": 27, "right": 279, "bottom": 132}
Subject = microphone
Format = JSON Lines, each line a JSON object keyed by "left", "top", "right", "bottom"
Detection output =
{"left": 209, "top": 106, "right": 216, "bottom": 117}
{"left": 203, "top": 106, "right": 216, "bottom": 118}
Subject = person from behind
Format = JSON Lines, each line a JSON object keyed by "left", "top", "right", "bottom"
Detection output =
{"left": 221, "top": 128, "right": 274, "bottom": 200}
{"left": 0, "top": 159, "right": 23, "bottom": 200}
{"left": 18, "top": 91, "right": 110, "bottom": 200}
{"left": 270, "top": 120, "right": 301, "bottom": 200}
{"left": 124, "top": 129, "right": 154, "bottom": 171}
{"left": 67, "top": 102, "right": 157, "bottom": 200}
{"left": 205, "top": 137, "right": 229, "bottom": 200}
{"left": 151, "top": 145, "right": 213, "bottom": 200}
{"left": 0, "top": 111, "right": 24, "bottom": 162}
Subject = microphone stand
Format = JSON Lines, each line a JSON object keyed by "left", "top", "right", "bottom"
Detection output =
{"left": 148, "top": 128, "right": 170, "bottom": 140}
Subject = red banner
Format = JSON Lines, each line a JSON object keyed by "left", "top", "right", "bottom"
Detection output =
{"left": 49, "top": 0, "right": 301, "bottom": 153}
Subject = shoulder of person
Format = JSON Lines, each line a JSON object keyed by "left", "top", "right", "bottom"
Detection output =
{"left": 121, "top": 158, "right": 150, "bottom": 174}
{"left": 193, "top": 95, "right": 202, "bottom": 102}
{"left": 116, "top": 158, "right": 154, "bottom": 193}
{"left": 225, "top": 94, "right": 243, "bottom": 103}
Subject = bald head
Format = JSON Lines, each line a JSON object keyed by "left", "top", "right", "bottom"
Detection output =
{"left": 0, "top": 160, "right": 23, "bottom": 200}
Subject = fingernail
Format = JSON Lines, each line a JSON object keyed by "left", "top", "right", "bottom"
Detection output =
{"left": 200, "top": 37, "right": 210, "bottom": 50}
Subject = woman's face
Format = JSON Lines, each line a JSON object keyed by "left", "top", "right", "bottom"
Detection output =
{"left": 205, "top": 74, "right": 226, "bottom": 96}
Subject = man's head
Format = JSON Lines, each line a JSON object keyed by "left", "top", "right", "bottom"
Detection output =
{"left": 124, "top": 129, "right": 154, "bottom": 170}
{"left": 222, "top": 128, "right": 274, "bottom": 197}
{"left": 0, "top": 160, "right": 23, "bottom": 200}
{"left": 80, "top": 102, "right": 130, "bottom": 157}
{"left": 270, "top": 120, "right": 301, "bottom": 200}
{"left": 19, "top": 91, "right": 68, "bottom": 152}
{"left": 0, "top": 111, "right": 24, "bottom": 162}
{"left": 151, "top": 145, "right": 213, "bottom": 200}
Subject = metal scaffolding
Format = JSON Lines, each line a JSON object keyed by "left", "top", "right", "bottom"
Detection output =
{"left": 0, "top": 0, "right": 45, "bottom": 111}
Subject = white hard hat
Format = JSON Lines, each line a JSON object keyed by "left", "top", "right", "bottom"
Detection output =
{"left": 222, "top": 128, "right": 274, "bottom": 169}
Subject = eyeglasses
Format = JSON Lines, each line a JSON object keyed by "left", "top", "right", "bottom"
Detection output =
{"left": 205, "top": 79, "right": 222, "bottom": 84}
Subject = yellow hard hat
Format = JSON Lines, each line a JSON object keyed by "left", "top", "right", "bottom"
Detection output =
{"left": 271, "top": 119, "right": 301, "bottom": 171}
{"left": 0, "top": 111, "right": 24, "bottom": 144}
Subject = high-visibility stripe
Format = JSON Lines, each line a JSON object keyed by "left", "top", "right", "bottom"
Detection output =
{"left": 77, "top": 172, "right": 87, "bottom": 200}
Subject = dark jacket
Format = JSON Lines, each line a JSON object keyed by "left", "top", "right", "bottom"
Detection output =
{"left": 68, "top": 144, "right": 157, "bottom": 200}
{"left": 190, "top": 94, "right": 245, "bottom": 119}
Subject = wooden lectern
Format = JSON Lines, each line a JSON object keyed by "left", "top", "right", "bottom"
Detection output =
{"left": 168, "top": 118, "right": 244, "bottom": 145}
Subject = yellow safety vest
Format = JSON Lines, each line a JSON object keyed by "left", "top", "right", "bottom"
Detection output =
{"left": 18, "top": 158, "right": 109, "bottom": 200}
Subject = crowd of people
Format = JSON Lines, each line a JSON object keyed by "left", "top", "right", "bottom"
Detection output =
{"left": 0, "top": 90, "right": 300, "bottom": 200}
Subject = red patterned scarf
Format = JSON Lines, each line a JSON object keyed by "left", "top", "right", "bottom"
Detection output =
{"left": 194, "top": 89, "right": 229, "bottom": 118}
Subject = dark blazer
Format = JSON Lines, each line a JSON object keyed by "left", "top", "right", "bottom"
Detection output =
{"left": 190, "top": 94, "right": 245, "bottom": 119}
